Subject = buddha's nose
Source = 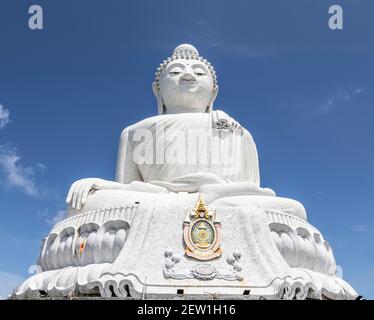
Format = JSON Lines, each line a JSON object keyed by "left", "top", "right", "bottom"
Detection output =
{"left": 180, "top": 71, "right": 196, "bottom": 81}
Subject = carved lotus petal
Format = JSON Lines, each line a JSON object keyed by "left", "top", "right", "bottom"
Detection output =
{"left": 227, "top": 255, "right": 235, "bottom": 265}
{"left": 164, "top": 248, "right": 173, "bottom": 258}
{"left": 233, "top": 249, "right": 241, "bottom": 260}
{"left": 171, "top": 254, "right": 181, "bottom": 263}
{"left": 192, "top": 264, "right": 217, "bottom": 280}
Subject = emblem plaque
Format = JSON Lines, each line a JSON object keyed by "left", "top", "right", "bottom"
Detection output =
{"left": 183, "top": 195, "right": 222, "bottom": 260}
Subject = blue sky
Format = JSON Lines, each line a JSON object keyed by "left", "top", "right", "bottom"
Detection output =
{"left": 0, "top": 0, "right": 373, "bottom": 298}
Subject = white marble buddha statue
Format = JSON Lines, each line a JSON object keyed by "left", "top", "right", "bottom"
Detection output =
{"left": 13, "top": 44, "right": 357, "bottom": 300}
{"left": 65, "top": 44, "right": 306, "bottom": 221}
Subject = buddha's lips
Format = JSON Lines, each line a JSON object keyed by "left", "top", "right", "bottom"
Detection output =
{"left": 179, "top": 79, "right": 197, "bottom": 86}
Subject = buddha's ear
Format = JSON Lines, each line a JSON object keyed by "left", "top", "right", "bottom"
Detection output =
{"left": 207, "top": 85, "right": 219, "bottom": 113}
{"left": 152, "top": 82, "right": 165, "bottom": 114}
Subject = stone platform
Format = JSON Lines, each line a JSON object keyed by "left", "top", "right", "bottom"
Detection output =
{"left": 13, "top": 191, "right": 357, "bottom": 300}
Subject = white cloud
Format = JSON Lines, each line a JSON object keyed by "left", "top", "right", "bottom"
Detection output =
{"left": 0, "top": 106, "right": 52, "bottom": 198}
{"left": 353, "top": 225, "right": 369, "bottom": 232}
{"left": 36, "top": 163, "right": 47, "bottom": 170}
{"left": 354, "top": 88, "right": 365, "bottom": 94}
{"left": 0, "top": 145, "right": 39, "bottom": 196}
{"left": 319, "top": 87, "right": 365, "bottom": 113}
{"left": 38, "top": 208, "right": 67, "bottom": 225}
{"left": 0, "top": 104, "right": 10, "bottom": 129}
{"left": 0, "top": 271, "right": 24, "bottom": 300}
{"left": 45, "top": 209, "right": 66, "bottom": 225}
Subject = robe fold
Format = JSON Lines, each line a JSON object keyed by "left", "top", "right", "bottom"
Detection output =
{"left": 115, "top": 110, "right": 260, "bottom": 189}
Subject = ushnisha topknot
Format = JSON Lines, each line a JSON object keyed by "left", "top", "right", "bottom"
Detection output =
{"left": 153, "top": 44, "right": 218, "bottom": 89}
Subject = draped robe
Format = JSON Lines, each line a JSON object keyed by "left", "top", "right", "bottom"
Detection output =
{"left": 115, "top": 110, "right": 260, "bottom": 189}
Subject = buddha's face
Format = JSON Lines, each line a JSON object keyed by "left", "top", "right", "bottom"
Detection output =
{"left": 158, "top": 59, "right": 215, "bottom": 113}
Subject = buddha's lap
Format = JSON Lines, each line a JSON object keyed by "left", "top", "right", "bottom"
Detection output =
{"left": 68, "top": 189, "right": 306, "bottom": 221}
{"left": 210, "top": 195, "right": 307, "bottom": 220}
{"left": 68, "top": 189, "right": 196, "bottom": 217}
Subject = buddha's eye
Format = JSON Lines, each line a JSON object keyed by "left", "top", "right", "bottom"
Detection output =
{"left": 169, "top": 67, "right": 182, "bottom": 76}
{"left": 194, "top": 67, "right": 206, "bottom": 76}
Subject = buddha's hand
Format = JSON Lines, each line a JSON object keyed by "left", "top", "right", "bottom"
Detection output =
{"left": 66, "top": 178, "right": 112, "bottom": 210}
{"left": 151, "top": 173, "right": 227, "bottom": 193}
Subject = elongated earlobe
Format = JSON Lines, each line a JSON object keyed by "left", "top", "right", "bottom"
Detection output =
{"left": 153, "top": 82, "right": 165, "bottom": 115}
{"left": 207, "top": 85, "right": 219, "bottom": 113}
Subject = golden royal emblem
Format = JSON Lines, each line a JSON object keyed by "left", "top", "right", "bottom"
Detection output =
{"left": 183, "top": 195, "right": 222, "bottom": 260}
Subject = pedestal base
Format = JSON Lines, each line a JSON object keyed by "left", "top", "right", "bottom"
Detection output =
{"left": 13, "top": 193, "right": 357, "bottom": 300}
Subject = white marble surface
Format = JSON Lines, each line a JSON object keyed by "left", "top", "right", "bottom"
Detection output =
{"left": 14, "top": 190, "right": 356, "bottom": 299}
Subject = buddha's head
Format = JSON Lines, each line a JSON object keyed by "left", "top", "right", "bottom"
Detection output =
{"left": 153, "top": 44, "right": 218, "bottom": 114}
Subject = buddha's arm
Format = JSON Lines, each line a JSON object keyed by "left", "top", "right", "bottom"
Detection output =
{"left": 199, "top": 182, "right": 276, "bottom": 205}
{"left": 66, "top": 178, "right": 169, "bottom": 210}
{"left": 66, "top": 127, "right": 167, "bottom": 210}
{"left": 115, "top": 127, "right": 143, "bottom": 184}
